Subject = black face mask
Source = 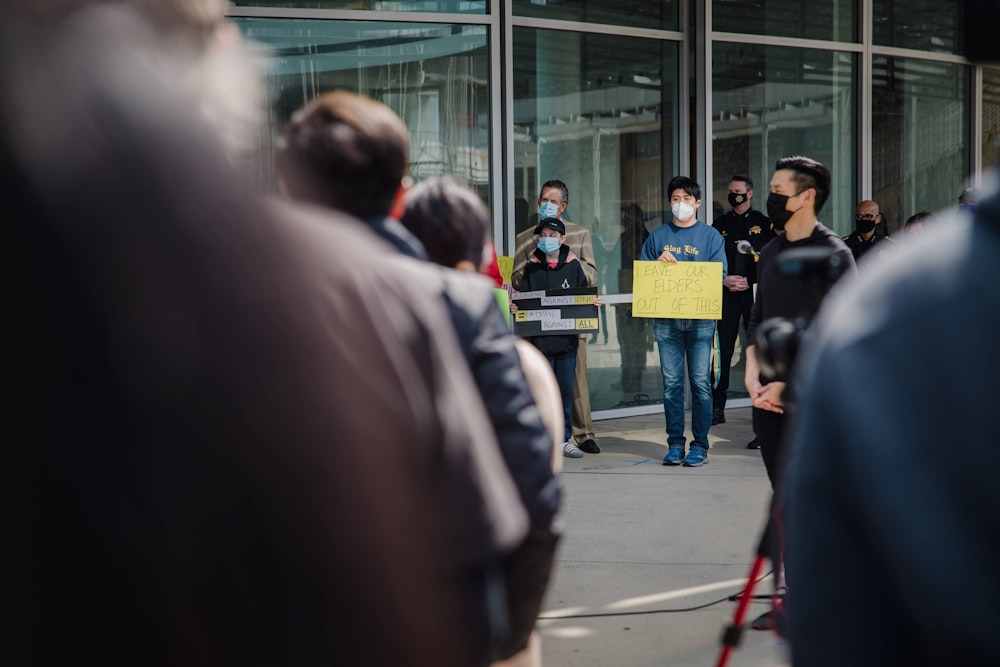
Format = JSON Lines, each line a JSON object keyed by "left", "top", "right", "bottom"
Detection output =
{"left": 766, "top": 192, "right": 796, "bottom": 231}
{"left": 728, "top": 192, "right": 748, "bottom": 209}
{"left": 855, "top": 217, "right": 877, "bottom": 234}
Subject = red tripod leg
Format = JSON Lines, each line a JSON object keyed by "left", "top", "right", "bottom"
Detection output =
{"left": 715, "top": 554, "right": 767, "bottom": 667}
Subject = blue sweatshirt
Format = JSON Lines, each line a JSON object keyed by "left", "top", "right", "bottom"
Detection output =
{"left": 640, "top": 220, "right": 728, "bottom": 278}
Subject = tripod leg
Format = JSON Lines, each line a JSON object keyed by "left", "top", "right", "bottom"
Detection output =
{"left": 715, "top": 554, "right": 767, "bottom": 667}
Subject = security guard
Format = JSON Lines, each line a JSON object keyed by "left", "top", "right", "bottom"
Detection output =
{"left": 712, "top": 175, "right": 774, "bottom": 440}
{"left": 842, "top": 199, "right": 896, "bottom": 271}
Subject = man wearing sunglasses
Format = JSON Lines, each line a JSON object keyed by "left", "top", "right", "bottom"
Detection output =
{"left": 843, "top": 200, "right": 896, "bottom": 271}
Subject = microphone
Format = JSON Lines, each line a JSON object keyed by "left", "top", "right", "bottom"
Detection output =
{"left": 736, "top": 239, "right": 759, "bottom": 260}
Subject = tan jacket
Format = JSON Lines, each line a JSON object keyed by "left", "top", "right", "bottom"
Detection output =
{"left": 510, "top": 220, "right": 598, "bottom": 290}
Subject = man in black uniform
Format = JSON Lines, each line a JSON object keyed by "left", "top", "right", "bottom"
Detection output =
{"left": 842, "top": 199, "right": 895, "bottom": 271}
{"left": 712, "top": 175, "right": 774, "bottom": 438}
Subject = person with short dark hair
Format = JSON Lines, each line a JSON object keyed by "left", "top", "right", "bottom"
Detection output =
{"left": 640, "top": 176, "right": 727, "bottom": 468}
{"left": 275, "top": 90, "right": 426, "bottom": 258}
{"left": 843, "top": 199, "right": 896, "bottom": 270}
{"left": 278, "top": 100, "right": 562, "bottom": 661}
{"left": 743, "top": 156, "right": 856, "bottom": 632}
{"left": 712, "top": 174, "right": 774, "bottom": 434}
{"left": 903, "top": 210, "right": 934, "bottom": 234}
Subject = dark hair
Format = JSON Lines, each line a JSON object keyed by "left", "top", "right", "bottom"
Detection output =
{"left": 538, "top": 179, "right": 569, "bottom": 204}
{"left": 904, "top": 210, "right": 934, "bottom": 228}
{"left": 667, "top": 176, "right": 702, "bottom": 201}
{"left": 400, "top": 176, "right": 489, "bottom": 268}
{"left": 774, "top": 156, "right": 831, "bottom": 215}
{"left": 731, "top": 174, "right": 754, "bottom": 190}
{"left": 275, "top": 90, "right": 409, "bottom": 220}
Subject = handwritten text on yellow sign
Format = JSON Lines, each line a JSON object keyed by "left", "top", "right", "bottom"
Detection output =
{"left": 631, "top": 260, "right": 723, "bottom": 319}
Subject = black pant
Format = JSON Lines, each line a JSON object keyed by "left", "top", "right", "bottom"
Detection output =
{"left": 713, "top": 289, "right": 754, "bottom": 409}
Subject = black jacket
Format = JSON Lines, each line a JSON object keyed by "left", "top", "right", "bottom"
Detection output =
{"left": 842, "top": 228, "right": 896, "bottom": 271}
{"left": 713, "top": 208, "right": 774, "bottom": 286}
{"left": 520, "top": 245, "right": 589, "bottom": 359}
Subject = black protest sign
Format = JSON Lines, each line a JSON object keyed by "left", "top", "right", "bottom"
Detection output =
{"left": 511, "top": 287, "right": 599, "bottom": 336}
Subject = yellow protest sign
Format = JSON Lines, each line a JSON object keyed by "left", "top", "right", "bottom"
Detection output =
{"left": 497, "top": 255, "right": 514, "bottom": 285}
{"left": 631, "top": 260, "right": 723, "bottom": 319}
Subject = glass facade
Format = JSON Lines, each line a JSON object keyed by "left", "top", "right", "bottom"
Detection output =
{"left": 713, "top": 0, "right": 856, "bottom": 43}
{"left": 872, "top": 57, "right": 969, "bottom": 233}
{"left": 513, "top": 0, "right": 678, "bottom": 31}
{"left": 713, "top": 44, "right": 857, "bottom": 234}
{"left": 236, "top": 18, "right": 492, "bottom": 203}
{"left": 228, "top": 1, "right": 985, "bottom": 417}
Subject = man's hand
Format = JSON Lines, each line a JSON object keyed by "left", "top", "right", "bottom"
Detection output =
{"left": 751, "top": 381, "right": 785, "bottom": 414}
{"left": 528, "top": 254, "right": 542, "bottom": 264}
{"left": 594, "top": 295, "right": 601, "bottom": 307}
{"left": 657, "top": 250, "right": 678, "bottom": 263}
{"left": 724, "top": 275, "right": 749, "bottom": 292}
{"left": 510, "top": 302, "right": 519, "bottom": 314}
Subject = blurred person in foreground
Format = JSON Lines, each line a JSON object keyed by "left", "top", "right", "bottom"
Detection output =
{"left": 5, "top": 6, "right": 526, "bottom": 666}
{"left": 784, "top": 189, "right": 1000, "bottom": 665}
{"left": 401, "top": 175, "right": 565, "bottom": 664}
{"left": 277, "top": 94, "right": 560, "bottom": 662}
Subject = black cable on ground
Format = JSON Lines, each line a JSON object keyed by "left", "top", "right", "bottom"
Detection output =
{"left": 537, "top": 569, "right": 774, "bottom": 620}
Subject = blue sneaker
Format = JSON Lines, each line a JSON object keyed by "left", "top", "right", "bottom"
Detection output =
{"left": 662, "top": 447, "right": 684, "bottom": 466}
{"left": 682, "top": 447, "right": 708, "bottom": 467}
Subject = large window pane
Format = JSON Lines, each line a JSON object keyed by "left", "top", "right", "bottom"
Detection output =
{"left": 872, "top": 57, "right": 969, "bottom": 233}
{"left": 513, "top": 1, "right": 677, "bottom": 31}
{"left": 983, "top": 68, "right": 1000, "bottom": 171}
{"left": 235, "top": 19, "right": 491, "bottom": 205}
{"left": 513, "top": 28, "right": 678, "bottom": 412}
{"left": 873, "top": 0, "right": 963, "bottom": 54}
{"left": 713, "top": 44, "right": 857, "bottom": 233}
{"left": 713, "top": 0, "right": 856, "bottom": 43}
{"left": 231, "top": 1, "right": 486, "bottom": 13}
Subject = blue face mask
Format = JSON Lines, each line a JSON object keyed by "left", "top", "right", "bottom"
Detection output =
{"left": 537, "top": 237, "right": 560, "bottom": 255}
{"left": 539, "top": 201, "right": 560, "bottom": 220}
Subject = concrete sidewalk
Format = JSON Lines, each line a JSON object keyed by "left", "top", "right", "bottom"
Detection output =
{"left": 537, "top": 407, "right": 790, "bottom": 667}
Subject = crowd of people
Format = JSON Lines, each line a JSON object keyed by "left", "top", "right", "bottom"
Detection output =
{"left": 11, "top": 1, "right": 998, "bottom": 665}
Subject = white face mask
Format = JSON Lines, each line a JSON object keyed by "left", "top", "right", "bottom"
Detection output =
{"left": 671, "top": 201, "right": 695, "bottom": 222}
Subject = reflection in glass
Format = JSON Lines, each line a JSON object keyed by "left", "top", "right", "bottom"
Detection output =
{"left": 872, "top": 57, "right": 968, "bottom": 233}
{"left": 872, "top": 0, "right": 963, "bottom": 54}
{"left": 713, "top": 43, "right": 857, "bottom": 236}
{"left": 235, "top": 19, "right": 491, "bottom": 205}
{"left": 713, "top": 0, "right": 855, "bottom": 43}
{"left": 613, "top": 203, "right": 653, "bottom": 396}
{"left": 513, "top": 27, "right": 678, "bottom": 412}
{"left": 513, "top": 0, "right": 677, "bottom": 31}
{"left": 231, "top": 1, "right": 486, "bottom": 13}
{"left": 983, "top": 68, "right": 1000, "bottom": 171}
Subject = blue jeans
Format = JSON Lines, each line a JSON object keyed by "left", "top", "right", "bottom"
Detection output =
{"left": 653, "top": 319, "right": 716, "bottom": 450}
{"left": 547, "top": 356, "right": 577, "bottom": 442}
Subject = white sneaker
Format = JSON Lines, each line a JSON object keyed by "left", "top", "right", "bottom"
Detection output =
{"left": 562, "top": 441, "right": 584, "bottom": 458}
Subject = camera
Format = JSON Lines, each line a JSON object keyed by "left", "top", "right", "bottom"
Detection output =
{"left": 755, "top": 247, "right": 850, "bottom": 381}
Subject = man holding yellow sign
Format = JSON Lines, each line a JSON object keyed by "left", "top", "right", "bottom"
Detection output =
{"left": 638, "top": 177, "right": 727, "bottom": 467}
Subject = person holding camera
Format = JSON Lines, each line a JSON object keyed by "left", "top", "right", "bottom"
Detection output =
{"left": 743, "top": 156, "right": 855, "bottom": 631}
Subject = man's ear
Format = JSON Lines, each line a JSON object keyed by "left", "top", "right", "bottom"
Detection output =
{"left": 388, "top": 177, "right": 413, "bottom": 220}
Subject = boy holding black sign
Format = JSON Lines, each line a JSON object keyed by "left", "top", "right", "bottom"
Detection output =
{"left": 513, "top": 217, "right": 599, "bottom": 458}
